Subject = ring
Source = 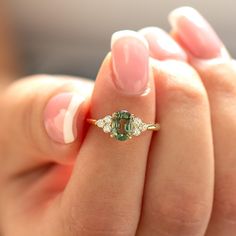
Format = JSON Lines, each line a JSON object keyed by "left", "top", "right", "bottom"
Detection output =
{"left": 87, "top": 110, "right": 160, "bottom": 141}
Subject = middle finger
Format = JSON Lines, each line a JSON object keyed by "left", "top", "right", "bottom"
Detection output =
{"left": 136, "top": 35, "right": 214, "bottom": 235}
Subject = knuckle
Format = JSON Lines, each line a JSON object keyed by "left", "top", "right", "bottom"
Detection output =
{"left": 157, "top": 61, "right": 207, "bottom": 106}
{"left": 167, "top": 82, "right": 206, "bottom": 106}
{"left": 159, "top": 198, "right": 207, "bottom": 225}
{"left": 149, "top": 191, "right": 210, "bottom": 235}
{"left": 63, "top": 206, "right": 135, "bottom": 236}
{"left": 214, "top": 182, "right": 236, "bottom": 223}
{"left": 201, "top": 61, "right": 236, "bottom": 96}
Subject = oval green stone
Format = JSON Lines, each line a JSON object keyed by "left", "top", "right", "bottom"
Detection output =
{"left": 111, "top": 110, "right": 132, "bottom": 141}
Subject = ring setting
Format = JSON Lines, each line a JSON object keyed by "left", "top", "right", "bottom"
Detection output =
{"left": 87, "top": 110, "right": 160, "bottom": 141}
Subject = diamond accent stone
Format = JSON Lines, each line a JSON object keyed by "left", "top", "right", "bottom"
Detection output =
{"left": 103, "top": 124, "right": 111, "bottom": 133}
{"left": 130, "top": 116, "right": 147, "bottom": 136}
{"left": 133, "top": 117, "right": 142, "bottom": 126}
{"left": 141, "top": 123, "right": 148, "bottom": 131}
{"left": 96, "top": 119, "right": 104, "bottom": 128}
{"left": 104, "top": 115, "right": 112, "bottom": 123}
{"left": 133, "top": 128, "right": 141, "bottom": 136}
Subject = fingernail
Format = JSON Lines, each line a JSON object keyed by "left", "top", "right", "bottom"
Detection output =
{"left": 139, "top": 27, "right": 187, "bottom": 61}
{"left": 44, "top": 93, "right": 85, "bottom": 144}
{"left": 111, "top": 30, "right": 149, "bottom": 95}
{"left": 169, "top": 7, "right": 229, "bottom": 59}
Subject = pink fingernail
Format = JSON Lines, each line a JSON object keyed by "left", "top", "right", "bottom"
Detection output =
{"left": 169, "top": 7, "right": 229, "bottom": 59}
{"left": 111, "top": 30, "right": 149, "bottom": 95}
{"left": 43, "top": 93, "right": 85, "bottom": 144}
{"left": 139, "top": 27, "right": 187, "bottom": 61}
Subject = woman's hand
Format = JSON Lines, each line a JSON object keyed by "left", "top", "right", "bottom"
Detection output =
{"left": 0, "top": 7, "right": 234, "bottom": 236}
{"left": 0, "top": 30, "right": 213, "bottom": 236}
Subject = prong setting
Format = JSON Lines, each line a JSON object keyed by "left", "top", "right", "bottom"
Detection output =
{"left": 94, "top": 110, "right": 159, "bottom": 141}
{"left": 93, "top": 110, "right": 160, "bottom": 141}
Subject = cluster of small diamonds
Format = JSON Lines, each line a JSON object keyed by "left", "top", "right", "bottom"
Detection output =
{"left": 95, "top": 115, "right": 112, "bottom": 133}
{"left": 131, "top": 116, "right": 148, "bottom": 136}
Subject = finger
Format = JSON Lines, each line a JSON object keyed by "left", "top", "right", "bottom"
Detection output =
{"left": 60, "top": 31, "right": 156, "bottom": 236}
{"left": 169, "top": 7, "right": 236, "bottom": 236}
{"left": 169, "top": 7, "right": 230, "bottom": 60}
{"left": 0, "top": 76, "right": 93, "bottom": 174}
{"left": 139, "top": 27, "right": 187, "bottom": 61}
{"left": 136, "top": 62, "right": 214, "bottom": 235}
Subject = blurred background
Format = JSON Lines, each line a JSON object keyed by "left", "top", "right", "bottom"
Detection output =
{"left": 5, "top": 0, "right": 236, "bottom": 79}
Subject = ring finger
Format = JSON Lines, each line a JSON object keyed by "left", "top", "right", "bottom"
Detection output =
{"left": 59, "top": 31, "right": 157, "bottom": 236}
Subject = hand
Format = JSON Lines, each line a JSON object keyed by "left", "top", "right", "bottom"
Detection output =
{"left": 0, "top": 32, "right": 212, "bottom": 236}
{"left": 0, "top": 7, "right": 234, "bottom": 236}
{"left": 137, "top": 7, "right": 236, "bottom": 236}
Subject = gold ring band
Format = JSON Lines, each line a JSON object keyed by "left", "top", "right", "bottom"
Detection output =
{"left": 87, "top": 110, "right": 160, "bottom": 141}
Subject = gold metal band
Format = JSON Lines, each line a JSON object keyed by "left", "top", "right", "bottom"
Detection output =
{"left": 87, "top": 118, "right": 97, "bottom": 125}
{"left": 146, "top": 123, "right": 161, "bottom": 131}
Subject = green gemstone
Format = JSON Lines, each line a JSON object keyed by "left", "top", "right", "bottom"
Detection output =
{"left": 111, "top": 110, "right": 133, "bottom": 141}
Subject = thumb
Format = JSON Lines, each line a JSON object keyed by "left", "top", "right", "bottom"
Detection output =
{"left": 0, "top": 75, "right": 93, "bottom": 174}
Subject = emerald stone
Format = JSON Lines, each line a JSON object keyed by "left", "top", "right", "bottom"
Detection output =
{"left": 111, "top": 110, "right": 133, "bottom": 141}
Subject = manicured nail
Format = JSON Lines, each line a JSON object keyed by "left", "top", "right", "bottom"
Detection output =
{"left": 139, "top": 27, "right": 187, "bottom": 61}
{"left": 111, "top": 30, "right": 149, "bottom": 95}
{"left": 169, "top": 7, "right": 229, "bottom": 59}
{"left": 44, "top": 93, "right": 85, "bottom": 144}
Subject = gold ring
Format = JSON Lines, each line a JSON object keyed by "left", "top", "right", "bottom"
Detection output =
{"left": 87, "top": 110, "right": 160, "bottom": 141}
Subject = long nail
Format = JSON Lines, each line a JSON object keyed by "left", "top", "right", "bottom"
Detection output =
{"left": 111, "top": 30, "right": 149, "bottom": 95}
{"left": 169, "top": 7, "right": 229, "bottom": 59}
{"left": 139, "top": 27, "right": 187, "bottom": 61}
{"left": 44, "top": 93, "right": 85, "bottom": 144}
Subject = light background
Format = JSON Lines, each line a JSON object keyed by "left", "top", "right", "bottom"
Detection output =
{"left": 7, "top": 0, "right": 236, "bottom": 78}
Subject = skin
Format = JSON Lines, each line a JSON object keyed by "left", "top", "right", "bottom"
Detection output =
{"left": 0, "top": 6, "right": 236, "bottom": 236}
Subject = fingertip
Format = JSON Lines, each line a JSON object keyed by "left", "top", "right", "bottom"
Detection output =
{"left": 168, "top": 6, "right": 229, "bottom": 60}
{"left": 111, "top": 30, "right": 149, "bottom": 50}
{"left": 139, "top": 27, "right": 187, "bottom": 61}
{"left": 168, "top": 6, "right": 197, "bottom": 29}
{"left": 43, "top": 92, "right": 85, "bottom": 144}
{"left": 110, "top": 30, "right": 149, "bottom": 95}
